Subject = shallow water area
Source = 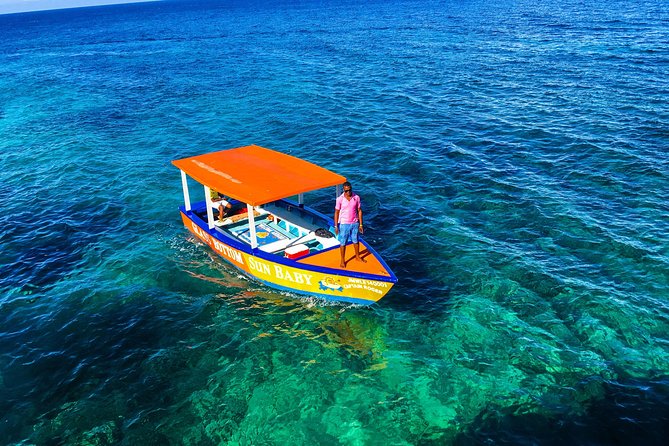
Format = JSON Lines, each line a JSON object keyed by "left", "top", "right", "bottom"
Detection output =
{"left": 1, "top": 0, "right": 669, "bottom": 444}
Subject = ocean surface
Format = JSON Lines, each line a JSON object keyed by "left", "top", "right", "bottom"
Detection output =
{"left": 1, "top": 0, "right": 668, "bottom": 444}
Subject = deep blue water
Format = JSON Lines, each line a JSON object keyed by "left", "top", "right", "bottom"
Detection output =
{"left": 1, "top": 0, "right": 668, "bottom": 444}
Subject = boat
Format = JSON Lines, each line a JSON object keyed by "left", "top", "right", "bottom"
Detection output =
{"left": 172, "top": 145, "right": 397, "bottom": 305}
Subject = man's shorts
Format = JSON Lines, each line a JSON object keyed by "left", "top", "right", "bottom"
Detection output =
{"left": 338, "top": 223, "right": 359, "bottom": 245}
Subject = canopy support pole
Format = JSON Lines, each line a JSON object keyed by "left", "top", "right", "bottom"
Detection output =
{"left": 204, "top": 185, "right": 215, "bottom": 229}
{"left": 180, "top": 170, "right": 191, "bottom": 211}
{"left": 298, "top": 193, "right": 304, "bottom": 207}
{"left": 336, "top": 184, "right": 341, "bottom": 199}
{"left": 247, "top": 204, "right": 258, "bottom": 249}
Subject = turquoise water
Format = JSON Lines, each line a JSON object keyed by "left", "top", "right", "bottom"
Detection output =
{"left": 1, "top": 0, "right": 668, "bottom": 444}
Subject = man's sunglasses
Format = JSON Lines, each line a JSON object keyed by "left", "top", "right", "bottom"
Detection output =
{"left": 343, "top": 189, "right": 352, "bottom": 193}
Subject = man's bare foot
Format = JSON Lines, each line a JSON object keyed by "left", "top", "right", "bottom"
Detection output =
{"left": 355, "top": 256, "right": 367, "bottom": 263}
{"left": 340, "top": 262, "right": 346, "bottom": 268}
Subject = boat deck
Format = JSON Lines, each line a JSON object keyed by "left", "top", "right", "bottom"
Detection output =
{"left": 191, "top": 199, "right": 390, "bottom": 277}
{"left": 230, "top": 219, "right": 290, "bottom": 248}
{"left": 194, "top": 200, "right": 339, "bottom": 256}
{"left": 297, "top": 245, "right": 392, "bottom": 277}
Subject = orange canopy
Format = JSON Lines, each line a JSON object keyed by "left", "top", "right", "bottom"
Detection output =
{"left": 172, "top": 145, "right": 347, "bottom": 206}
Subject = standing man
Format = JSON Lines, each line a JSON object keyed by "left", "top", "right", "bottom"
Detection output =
{"left": 334, "top": 181, "right": 366, "bottom": 268}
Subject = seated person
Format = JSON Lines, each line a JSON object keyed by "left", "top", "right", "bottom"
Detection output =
{"left": 210, "top": 188, "right": 232, "bottom": 222}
